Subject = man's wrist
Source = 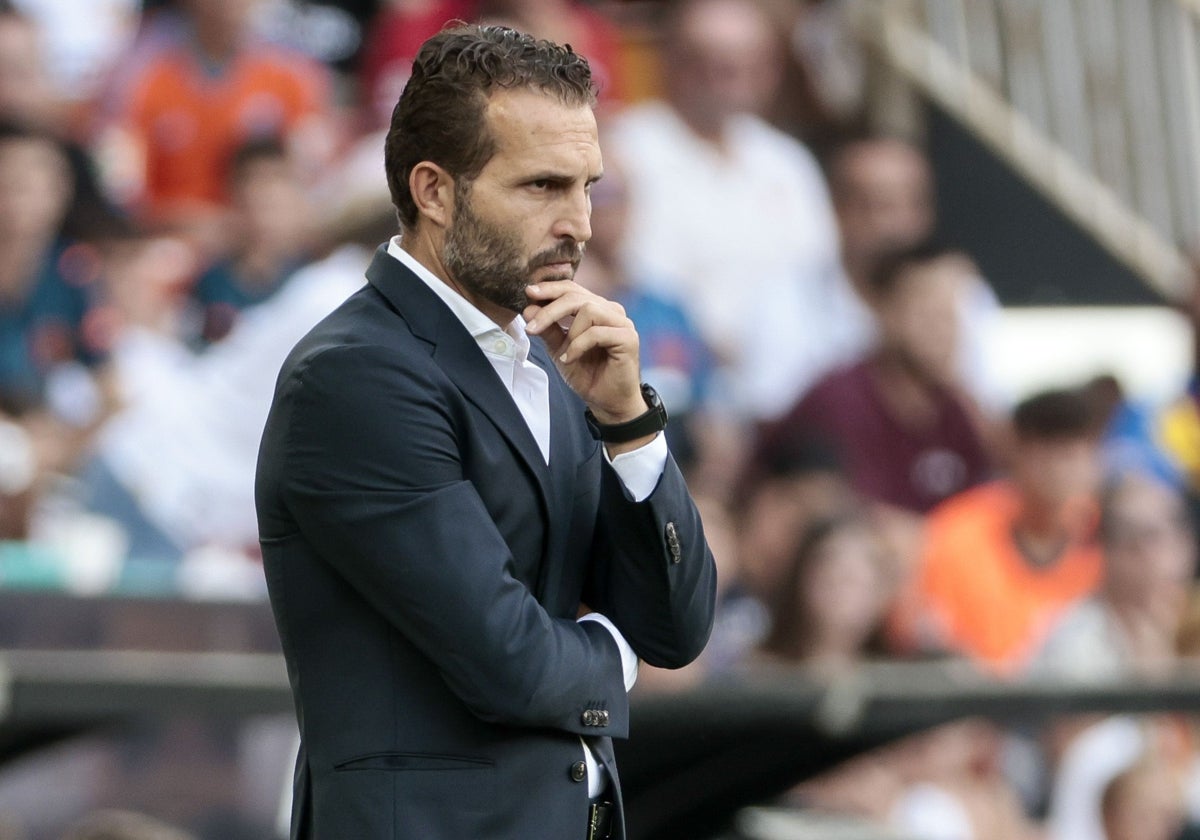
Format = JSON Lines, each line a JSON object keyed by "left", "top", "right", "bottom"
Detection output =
{"left": 585, "top": 383, "right": 668, "bottom": 444}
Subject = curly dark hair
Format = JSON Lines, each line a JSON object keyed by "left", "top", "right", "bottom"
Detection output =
{"left": 384, "top": 24, "right": 597, "bottom": 230}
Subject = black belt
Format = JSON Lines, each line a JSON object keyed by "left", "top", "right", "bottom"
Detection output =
{"left": 587, "top": 799, "right": 614, "bottom": 840}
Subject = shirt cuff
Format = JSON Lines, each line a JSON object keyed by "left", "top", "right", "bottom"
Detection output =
{"left": 577, "top": 613, "right": 639, "bottom": 691}
{"left": 604, "top": 432, "right": 668, "bottom": 502}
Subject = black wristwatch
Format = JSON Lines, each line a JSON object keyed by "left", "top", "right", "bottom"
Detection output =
{"left": 585, "top": 383, "right": 669, "bottom": 443}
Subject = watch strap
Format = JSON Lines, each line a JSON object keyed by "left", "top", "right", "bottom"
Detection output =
{"left": 585, "top": 383, "right": 668, "bottom": 444}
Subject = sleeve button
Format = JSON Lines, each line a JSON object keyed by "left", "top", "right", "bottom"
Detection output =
{"left": 666, "top": 521, "right": 682, "bottom": 563}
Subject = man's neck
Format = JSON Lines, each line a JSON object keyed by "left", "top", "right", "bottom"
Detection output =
{"left": 672, "top": 104, "right": 731, "bottom": 154}
{"left": 189, "top": 21, "right": 240, "bottom": 72}
{"left": 869, "top": 349, "right": 941, "bottom": 430}
{"left": 1011, "top": 504, "right": 1074, "bottom": 569}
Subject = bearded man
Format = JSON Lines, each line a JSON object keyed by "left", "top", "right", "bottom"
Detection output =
{"left": 255, "top": 24, "right": 717, "bottom": 840}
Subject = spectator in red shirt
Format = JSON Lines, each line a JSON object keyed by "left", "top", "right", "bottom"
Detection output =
{"left": 755, "top": 240, "right": 992, "bottom": 514}
{"left": 358, "top": 0, "right": 479, "bottom": 131}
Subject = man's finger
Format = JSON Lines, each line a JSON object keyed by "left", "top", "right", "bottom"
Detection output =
{"left": 527, "top": 293, "right": 624, "bottom": 336}
{"left": 558, "top": 324, "right": 638, "bottom": 364}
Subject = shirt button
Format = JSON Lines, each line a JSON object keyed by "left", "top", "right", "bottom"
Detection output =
{"left": 493, "top": 338, "right": 508, "bottom": 353}
{"left": 570, "top": 760, "right": 587, "bottom": 783}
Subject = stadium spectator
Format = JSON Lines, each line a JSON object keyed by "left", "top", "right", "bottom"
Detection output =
{"left": 607, "top": 0, "right": 842, "bottom": 420}
{"left": 0, "top": 121, "right": 106, "bottom": 418}
{"left": 734, "top": 437, "right": 853, "bottom": 610}
{"left": 824, "top": 133, "right": 1005, "bottom": 411}
{"left": 831, "top": 138, "right": 934, "bottom": 301}
{"left": 1156, "top": 258, "right": 1200, "bottom": 524}
{"left": 796, "top": 717, "right": 1040, "bottom": 840}
{"left": 1045, "top": 716, "right": 1192, "bottom": 840}
{"left": 754, "top": 241, "right": 992, "bottom": 515}
{"left": 1101, "top": 757, "right": 1186, "bottom": 840}
{"left": 757, "top": 513, "right": 890, "bottom": 676}
{"left": 1029, "top": 472, "right": 1196, "bottom": 681}
{"left": 96, "top": 0, "right": 334, "bottom": 236}
{"left": 910, "top": 387, "right": 1105, "bottom": 673}
{"left": 185, "top": 137, "right": 314, "bottom": 346}
{"left": 0, "top": 5, "right": 128, "bottom": 244}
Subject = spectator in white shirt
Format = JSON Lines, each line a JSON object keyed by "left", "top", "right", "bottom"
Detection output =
{"left": 608, "top": 0, "right": 842, "bottom": 421}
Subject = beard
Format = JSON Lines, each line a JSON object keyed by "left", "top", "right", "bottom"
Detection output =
{"left": 443, "top": 184, "right": 584, "bottom": 313}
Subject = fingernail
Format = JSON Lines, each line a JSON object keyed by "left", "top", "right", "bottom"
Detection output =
{"left": 527, "top": 284, "right": 540, "bottom": 294}
{"left": 559, "top": 353, "right": 567, "bottom": 362}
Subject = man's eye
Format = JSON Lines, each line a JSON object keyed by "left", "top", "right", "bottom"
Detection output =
{"left": 531, "top": 179, "right": 551, "bottom": 190}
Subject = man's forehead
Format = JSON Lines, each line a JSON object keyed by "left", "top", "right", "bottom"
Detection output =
{"left": 483, "top": 89, "right": 600, "bottom": 157}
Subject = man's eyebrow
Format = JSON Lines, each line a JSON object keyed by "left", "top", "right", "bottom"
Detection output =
{"left": 521, "top": 170, "right": 605, "bottom": 185}
{"left": 523, "top": 172, "right": 572, "bottom": 184}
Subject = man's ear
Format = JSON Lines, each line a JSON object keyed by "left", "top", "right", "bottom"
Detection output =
{"left": 409, "top": 162, "right": 455, "bottom": 229}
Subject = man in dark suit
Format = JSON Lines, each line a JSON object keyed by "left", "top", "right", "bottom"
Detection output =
{"left": 255, "top": 24, "right": 717, "bottom": 840}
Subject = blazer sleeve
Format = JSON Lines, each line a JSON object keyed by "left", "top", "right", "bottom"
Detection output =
{"left": 271, "top": 343, "right": 629, "bottom": 738}
{"left": 585, "top": 452, "right": 718, "bottom": 670}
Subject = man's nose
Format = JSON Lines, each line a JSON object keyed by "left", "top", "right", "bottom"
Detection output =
{"left": 552, "top": 187, "right": 592, "bottom": 243}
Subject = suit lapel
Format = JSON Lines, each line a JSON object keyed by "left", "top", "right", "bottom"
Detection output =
{"left": 365, "top": 246, "right": 554, "bottom": 533}
{"left": 529, "top": 340, "right": 580, "bottom": 602}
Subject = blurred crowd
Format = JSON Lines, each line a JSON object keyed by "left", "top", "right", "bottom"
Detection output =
{"left": 0, "top": 0, "right": 1199, "bottom": 838}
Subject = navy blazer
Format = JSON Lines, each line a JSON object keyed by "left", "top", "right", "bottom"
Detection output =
{"left": 256, "top": 246, "right": 717, "bottom": 839}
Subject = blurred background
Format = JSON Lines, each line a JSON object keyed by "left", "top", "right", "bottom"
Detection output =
{"left": 0, "top": 0, "right": 1198, "bottom": 837}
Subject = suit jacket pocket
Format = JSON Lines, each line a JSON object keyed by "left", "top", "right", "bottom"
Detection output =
{"left": 320, "top": 751, "right": 498, "bottom": 834}
{"left": 334, "top": 752, "right": 493, "bottom": 772}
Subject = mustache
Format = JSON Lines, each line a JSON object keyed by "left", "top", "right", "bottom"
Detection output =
{"left": 529, "top": 242, "right": 586, "bottom": 270}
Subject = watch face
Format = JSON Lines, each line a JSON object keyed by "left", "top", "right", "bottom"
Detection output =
{"left": 641, "top": 383, "right": 661, "bottom": 408}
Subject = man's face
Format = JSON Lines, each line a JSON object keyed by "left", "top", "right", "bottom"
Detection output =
{"left": 877, "top": 255, "right": 970, "bottom": 385}
{"left": 834, "top": 140, "right": 935, "bottom": 280}
{"left": 0, "top": 136, "right": 70, "bottom": 241}
{"left": 1104, "top": 477, "right": 1195, "bottom": 609}
{"left": 668, "top": 0, "right": 780, "bottom": 132}
{"left": 1012, "top": 436, "right": 1101, "bottom": 516}
{"left": 442, "top": 89, "right": 600, "bottom": 314}
{"left": 234, "top": 157, "right": 311, "bottom": 251}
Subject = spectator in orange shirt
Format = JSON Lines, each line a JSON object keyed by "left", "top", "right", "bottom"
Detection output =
{"left": 99, "top": 0, "right": 333, "bottom": 237}
{"left": 912, "top": 387, "right": 1105, "bottom": 674}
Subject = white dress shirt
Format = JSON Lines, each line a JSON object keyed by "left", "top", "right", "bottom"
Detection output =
{"left": 388, "top": 238, "right": 660, "bottom": 797}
